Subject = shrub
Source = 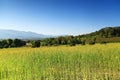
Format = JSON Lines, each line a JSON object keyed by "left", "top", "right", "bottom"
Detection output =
{"left": 32, "top": 40, "right": 40, "bottom": 48}
{"left": 69, "top": 43, "right": 76, "bottom": 46}
{"left": 100, "top": 41, "right": 107, "bottom": 44}
{"left": 89, "top": 41, "right": 95, "bottom": 45}
{"left": 81, "top": 41, "right": 85, "bottom": 45}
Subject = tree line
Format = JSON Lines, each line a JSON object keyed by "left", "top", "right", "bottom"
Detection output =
{"left": 0, "top": 27, "right": 120, "bottom": 48}
{"left": 0, "top": 39, "right": 26, "bottom": 48}
{"left": 32, "top": 27, "right": 120, "bottom": 47}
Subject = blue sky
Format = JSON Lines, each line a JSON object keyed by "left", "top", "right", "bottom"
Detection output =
{"left": 0, "top": 0, "right": 120, "bottom": 35}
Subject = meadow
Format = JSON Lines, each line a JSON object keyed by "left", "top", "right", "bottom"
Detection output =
{"left": 0, "top": 43, "right": 120, "bottom": 80}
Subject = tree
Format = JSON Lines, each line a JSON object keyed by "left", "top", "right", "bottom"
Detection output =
{"left": 81, "top": 39, "right": 86, "bottom": 45}
{"left": 32, "top": 40, "right": 40, "bottom": 48}
{"left": 88, "top": 38, "right": 96, "bottom": 45}
{"left": 12, "top": 39, "right": 26, "bottom": 47}
{"left": 40, "top": 41, "right": 48, "bottom": 46}
{"left": 0, "top": 41, "right": 3, "bottom": 48}
{"left": 1, "top": 40, "right": 9, "bottom": 48}
{"left": 7, "top": 39, "right": 13, "bottom": 47}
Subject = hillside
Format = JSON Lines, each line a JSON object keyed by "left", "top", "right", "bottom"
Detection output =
{"left": 0, "top": 27, "right": 120, "bottom": 48}
{"left": 81, "top": 27, "right": 120, "bottom": 43}
{"left": 39, "top": 26, "right": 120, "bottom": 46}
{"left": 85, "top": 27, "right": 120, "bottom": 38}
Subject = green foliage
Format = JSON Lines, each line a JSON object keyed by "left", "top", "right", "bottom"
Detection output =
{"left": 39, "top": 27, "right": 120, "bottom": 47}
{"left": 88, "top": 38, "right": 96, "bottom": 45}
{"left": 81, "top": 38, "right": 86, "bottom": 45}
{"left": 0, "top": 39, "right": 26, "bottom": 48}
{"left": 0, "top": 40, "right": 9, "bottom": 48}
{"left": 7, "top": 39, "right": 13, "bottom": 46}
{"left": 32, "top": 40, "right": 40, "bottom": 48}
{"left": 13, "top": 39, "right": 26, "bottom": 47}
{"left": 42, "top": 38, "right": 54, "bottom": 46}
{"left": 40, "top": 41, "right": 48, "bottom": 46}
{"left": 89, "top": 41, "right": 95, "bottom": 45}
{"left": 0, "top": 26, "right": 120, "bottom": 48}
{"left": 0, "top": 41, "right": 2, "bottom": 48}
{"left": 69, "top": 43, "right": 76, "bottom": 46}
{"left": 100, "top": 41, "right": 107, "bottom": 44}
{"left": 81, "top": 40, "right": 85, "bottom": 45}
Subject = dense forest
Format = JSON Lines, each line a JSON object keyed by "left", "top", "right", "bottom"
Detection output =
{"left": 0, "top": 27, "right": 120, "bottom": 48}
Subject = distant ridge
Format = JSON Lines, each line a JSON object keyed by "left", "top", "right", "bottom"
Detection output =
{"left": 0, "top": 29, "right": 52, "bottom": 40}
{"left": 0, "top": 26, "right": 120, "bottom": 40}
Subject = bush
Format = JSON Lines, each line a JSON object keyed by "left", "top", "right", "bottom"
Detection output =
{"left": 69, "top": 43, "right": 76, "bottom": 46}
{"left": 89, "top": 41, "right": 95, "bottom": 45}
{"left": 100, "top": 41, "right": 107, "bottom": 44}
{"left": 32, "top": 40, "right": 40, "bottom": 48}
{"left": 81, "top": 41, "right": 85, "bottom": 45}
{"left": 13, "top": 39, "right": 26, "bottom": 47}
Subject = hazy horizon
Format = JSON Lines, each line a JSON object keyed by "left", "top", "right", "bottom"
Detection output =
{"left": 0, "top": 0, "right": 120, "bottom": 35}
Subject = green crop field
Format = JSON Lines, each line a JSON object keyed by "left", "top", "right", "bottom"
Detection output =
{"left": 0, "top": 43, "right": 120, "bottom": 80}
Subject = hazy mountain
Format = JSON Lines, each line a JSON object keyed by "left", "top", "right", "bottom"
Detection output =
{"left": 0, "top": 29, "right": 52, "bottom": 40}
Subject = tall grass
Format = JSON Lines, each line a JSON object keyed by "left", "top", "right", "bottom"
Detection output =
{"left": 0, "top": 43, "right": 120, "bottom": 80}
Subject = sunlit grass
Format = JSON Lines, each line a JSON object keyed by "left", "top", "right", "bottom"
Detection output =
{"left": 0, "top": 43, "right": 120, "bottom": 80}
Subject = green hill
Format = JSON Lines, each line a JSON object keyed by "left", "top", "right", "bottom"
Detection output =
{"left": 81, "top": 27, "right": 120, "bottom": 43}
{"left": 86, "top": 27, "right": 120, "bottom": 38}
{"left": 40, "top": 26, "right": 120, "bottom": 46}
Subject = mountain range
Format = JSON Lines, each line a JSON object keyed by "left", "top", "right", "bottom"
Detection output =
{"left": 0, "top": 27, "right": 120, "bottom": 40}
{"left": 0, "top": 29, "right": 52, "bottom": 40}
